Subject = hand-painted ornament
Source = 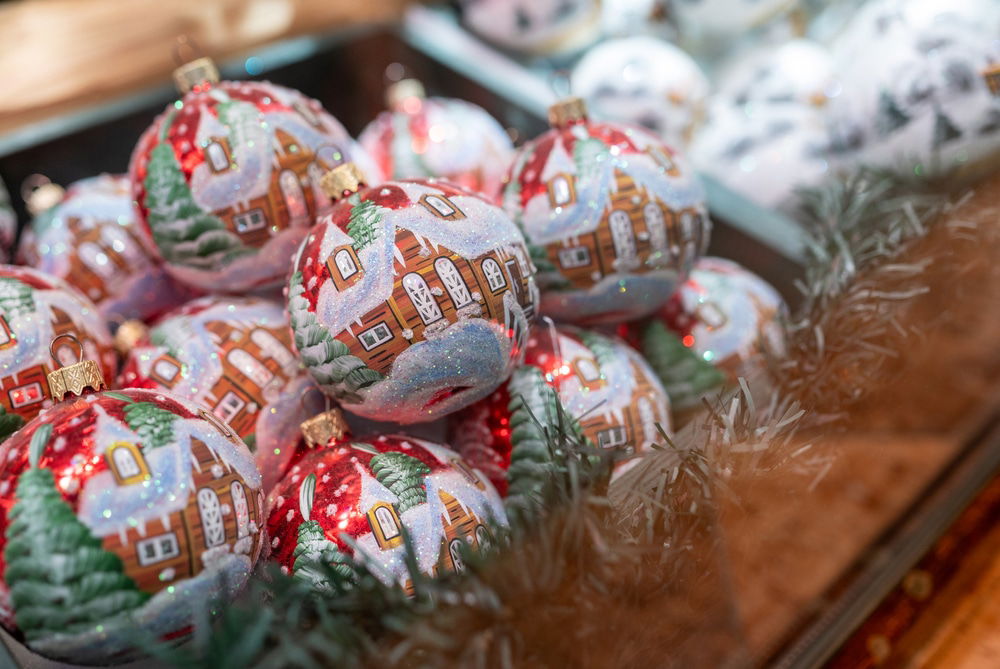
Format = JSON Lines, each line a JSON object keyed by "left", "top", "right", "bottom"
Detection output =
{"left": 266, "top": 417, "right": 506, "bottom": 594}
{"left": 0, "top": 375, "right": 264, "bottom": 663}
{"left": 715, "top": 39, "right": 839, "bottom": 108}
{"left": 458, "top": 0, "right": 602, "bottom": 56}
{"left": 0, "top": 266, "right": 115, "bottom": 429}
{"left": 502, "top": 97, "right": 710, "bottom": 325}
{"left": 634, "top": 257, "right": 785, "bottom": 388}
{"left": 359, "top": 80, "right": 514, "bottom": 200}
{"left": 671, "top": 0, "right": 798, "bottom": 40}
{"left": 119, "top": 296, "right": 320, "bottom": 492}
{"left": 0, "top": 179, "right": 16, "bottom": 265}
{"left": 570, "top": 37, "right": 710, "bottom": 150}
{"left": 827, "top": 0, "right": 1000, "bottom": 174}
{"left": 128, "top": 57, "right": 378, "bottom": 293}
{"left": 288, "top": 163, "right": 539, "bottom": 424}
{"left": 451, "top": 325, "right": 671, "bottom": 489}
{"left": 690, "top": 100, "right": 832, "bottom": 211}
{"left": 18, "top": 174, "right": 198, "bottom": 326}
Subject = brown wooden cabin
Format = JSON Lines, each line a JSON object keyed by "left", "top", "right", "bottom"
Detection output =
{"left": 64, "top": 214, "right": 148, "bottom": 303}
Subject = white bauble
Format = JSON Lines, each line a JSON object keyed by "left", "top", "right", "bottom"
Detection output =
{"left": 459, "top": 0, "right": 602, "bottom": 56}
{"left": 670, "top": 0, "right": 798, "bottom": 39}
{"left": 716, "top": 39, "right": 840, "bottom": 108}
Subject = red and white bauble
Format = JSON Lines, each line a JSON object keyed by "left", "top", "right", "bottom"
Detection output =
{"left": 0, "top": 266, "right": 115, "bottom": 425}
{"left": 17, "top": 174, "right": 198, "bottom": 325}
{"left": 0, "top": 179, "right": 16, "bottom": 265}
{"left": 129, "top": 75, "right": 378, "bottom": 293}
{"left": 0, "top": 388, "right": 264, "bottom": 664}
{"left": 119, "top": 296, "right": 321, "bottom": 492}
{"left": 288, "top": 175, "right": 538, "bottom": 424}
{"left": 502, "top": 99, "right": 710, "bottom": 325}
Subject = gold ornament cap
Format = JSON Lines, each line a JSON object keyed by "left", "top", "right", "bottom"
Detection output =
{"left": 548, "top": 97, "right": 588, "bottom": 128}
{"left": 113, "top": 319, "right": 149, "bottom": 356}
{"left": 47, "top": 334, "right": 106, "bottom": 401}
{"left": 300, "top": 406, "right": 349, "bottom": 449}
{"left": 985, "top": 63, "right": 1000, "bottom": 97}
{"left": 386, "top": 79, "right": 426, "bottom": 111}
{"left": 22, "top": 175, "right": 65, "bottom": 216}
{"left": 320, "top": 163, "right": 367, "bottom": 200}
{"left": 173, "top": 57, "right": 220, "bottom": 94}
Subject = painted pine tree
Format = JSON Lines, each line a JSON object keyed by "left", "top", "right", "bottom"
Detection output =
{"left": 4, "top": 424, "right": 148, "bottom": 642}
{"left": 641, "top": 320, "right": 724, "bottom": 410}
{"left": 123, "top": 401, "right": 177, "bottom": 450}
{"left": 876, "top": 89, "right": 910, "bottom": 136}
{"left": 577, "top": 330, "right": 619, "bottom": 378}
{"left": 0, "top": 277, "right": 35, "bottom": 320}
{"left": 345, "top": 198, "right": 386, "bottom": 252}
{"left": 369, "top": 451, "right": 430, "bottom": 513}
{"left": 287, "top": 271, "right": 383, "bottom": 403}
{"left": 292, "top": 473, "right": 355, "bottom": 591}
{"left": 0, "top": 405, "right": 24, "bottom": 442}
{"left": 932, "top": 110, "right": 962, "bottom": 148}
{"left": 573, "top": 136, "right": 610, "bottom": 186}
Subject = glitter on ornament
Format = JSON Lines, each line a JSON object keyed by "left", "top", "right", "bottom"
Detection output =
{"left": 119, "top": 295, "right": 322, "bottom": 492}
{"left": 0, "top": 387, "right": 264, "bottom": 664}
{"left": 458, "top": 0, "right": 602, "bottom": 56}
{"left": 288, "top": 164, "right": 539, "bottom": 424}
{"left": 17, "top": 174, "right": 198, "bottom": 325}
{"left": 128, "top": 58, "right": 380, "bottom": 293}
{"left": 502, "top": 97, "right": 710, "bottom": 325}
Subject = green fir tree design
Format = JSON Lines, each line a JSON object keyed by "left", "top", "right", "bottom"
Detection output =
{"left": 641, "top": 321, "right": 724, "bottom": 410}
{"left": 369, "top": 451, "right": 430, "bottom": 514}
{"left": 292, "top": 474, "right": 355, "bottom": 591}
{"left": 0, "top": 277, "right": 35, "bottom": 320}
{"left": 287, "top": 271, "right": 383, "bottom": 403}
{"left": 123, "top": 401, "right": 177, "bottom": 450}
{"left": 0, "top": 405, "right": 24, "bottom": 443}
{"left": 876, "top": 90, "right": 910, "bottom": 137}
{"left": 577, "top": 330, "right": 619, "bottom": 378}
{"left": 345, "top": 199, "right": 386, "bottom": 252}
{"left": 4, "top": 424, "right": 149, "bottom": 642}
{"left": 572, "top": 136, "right": 610, "bottom": 185}
{"left": 932, "top": 110, "right": 962, "bottom": 148}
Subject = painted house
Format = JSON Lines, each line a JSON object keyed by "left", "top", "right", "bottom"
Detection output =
{"left": 100, "top": 430, "right": 265, "bottom": 591}
{"left": 64, "top": 214, "right": 150, "bottom": 304}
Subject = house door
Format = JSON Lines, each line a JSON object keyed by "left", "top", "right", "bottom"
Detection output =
{"left": 434, "top": 257, "right": 472, "bottom": 308}
{"left": 402, "top": 273, "right": 444, "bottom": 325}
{"left": 643, "top": 203, "right": 668, "bottom": 253}
{"left": 609, "top": 210, "right": 637, "bottom": 260}
{"left": 280, "top": 169, "right": 308, "bottom": 226}
{"left": 231, "top": 482, "right": 250, "bottom": 538}
{"left": 197, "top": 487, "right": 226, "bottom": 548}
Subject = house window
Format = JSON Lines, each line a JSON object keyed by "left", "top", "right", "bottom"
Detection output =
{"left": 9, "top": 382, "right": 43, "bottom": 409}
{"left": 419, "top": 194, "right": 464, "bottom": 220}
{"left": 434, "top": 257, "right": 472, "bottom": 308}
{"left": 597, "top": 426, "right": 628, "bottom": 449}
{"left": 547, "top": 174, "right": 575, "bottom": 208}
{"left": 228, "top": 349, "right": 273, "bottom": 388}
{"left": 250, "top": 329, "right": 295, "bottom": 368}
{"left": 481, "top": 258, "right": 506, "bottom": 292}
{"left": 294, "top": 101, "right": 321, "bottom": 127}
{"left": 206, "top": 141, "right": 230, "bottom": 172}
{"left": 280, "top": 170, "right": 308, "bottom": 224}
{"left": 231, "top": 482, "right": 250, "bottom": 538}
{"left": 79, "top": 242, "right": 117, "bottom": 280}
{"left": 643, "top": 203, "right": 668, "bottom": 252}
{"left": 107, "top": 442, "right": 149, "bottom": 485}
{"left": 609, "top": 210, "right": 637, "bottom": 260}
{"left": 308, "top": 162, "right": 332, "bottom": 209}
{"left": 558, "top": 246, "right": 590, "bottom": 269}
{"left": 136, "top": 532, "right": 181, "bottom": 567}
{"left": 334, "top": 249, "right": 359, "bottom": 279}
{"left": 198, "top": 487, "right": 226, "bottom": 548}
{"left": 358, "top": 322, "right": 393, "bottom": 351}
{"left": 367, "top": 502, "right": 404, "bottom": 550}
{"left": 696, "top": 300, "right": 728, "bottom": 330}
{"left": 474, "top": 525, "right": 492, "bottom": 551}
{"left": 234, "top": 209, "right": 267, "bottom": 234}
{"left": 448, "top": 538, "right": 466, "bottom": 573}
{"left": 215, "top": 391, "right": 247, "bottom": 423}
{"left": 0, "top": 316, "right": 15, "bottom": 349}
{"left": 402, "top": 273, "right": 443, "bottom": 325}
{"left": 151, "top": 357, "right": 181, "bottom": 385}
{"left": 575, "top": 358, "right": 601, "bottom": 383}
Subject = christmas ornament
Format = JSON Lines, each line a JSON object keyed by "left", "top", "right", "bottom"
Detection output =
{"left": 288, "top": 163, "right": 538, "bottom": 424}
{"left": 451, "top": 324, "right": 671, "bottom": 489}
{"left": 119, "top": 295, "right": 320, "bottom": 492}
{"left": 600, "top": 0, "right": 668, "bottom": 36}
{"left": 0, "top": 179, "right": 16, "bottom": 265}
{"left": 266, "top": 414, "right": 506, "bottom": 594}
{"left": 570, "top": 37, "right": 709, "bottom": 150}
{"left": 0, "top": 266, "right": 115, "bottom": 430}
{"left": 690, "top": 100, "right": 832, "bottom": 211}
{"left": 0, "top": 359, "right": 264, "bottom": 663}
{"left": 358, "top": 80, "right": 514, "bottom": 200}
{"left": 18, "top": 174, "right": 198, "bottom": 326}
{"left": 128, "top": 57, "right": 378, "bottom": 293}
{"left": 715, "top": 39, "right": 839, "bottom": 108}
{"left": 458, "top": 0, "right": 602, "bottom": 56}
{"left": 501, "top": 97, "right": 710, "bottom": 325}
{"left": 636, "top": 320, "right": 725, "bottom": 411}
{"left": 827, "top": 0, "right": 1000, "bottom": 174}
{"left": 670, "top": 0, "right": 798, "bottom": 40}
{"left": 634, "top": 257, "right": 785, "bottom": 390}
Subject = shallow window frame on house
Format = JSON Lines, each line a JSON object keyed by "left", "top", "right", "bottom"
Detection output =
{"left": 481, "top": 258, "right": 507, "bottom": 293}
{"left": 227, "top": 348, "right": 274, "bottom": 388}
{"left": 358, "top": 321, "right": 394, "bottom": 351}
{"left": 597, "top": 425, "right": 629, "bottom": 449}
{"left": 215, "top": 391, "right": 247, "bottom": 424}
{"left": 334, "top": 248, "right": 360, "bottom": 280}
{"left": 448, "top": 538, "right": 467, "bottom": 573}
{"left": 558, "top": 245, "right": 591, "bottom": 269}
{"left": 368, "top": 501, "right": 404, "bottom": 550}
{"left": 234, "top": 208, "right": 267, "bottom": 234}
{"left": 609, "top": 209, "right": 638, "bottom": 260}
{"left": 151, "top": 356, "right": 181, "bottom": 386}
{"left": 250, "top": 328, "right": 296, "bottom": 368}
{"left": 197, "top": 486, "right": 227, "bottom": 549}
{"left": 547, "top": 173, "right": 576, "bottom": 208}
{"left": 434, "top": 256, "right": 473, "bottom": 308}
{"left": 643, "top": 202, "right": 669, "bottom": 252}
{"left": 475, "top": 524, "right": 492, "bottom": 551}
{"left": 402, "top": 272, "right": 445, "bottom": 325}
{"left": 231, "top": 481, "right": 251, "bottom": 538}
{"left": 419, "top": 193, "right": 466, "bottom": 220}
{"left": 107, "top": 441, "right": 150, "bottom": 486}
{"left": 135, "top": 532, "right": 182, "bottom": 567}
{"left": 206, "top": 140, "right": 232, "bottom": 173}
{"left": 9, "top": 382, "right": 43, "bottom": 409}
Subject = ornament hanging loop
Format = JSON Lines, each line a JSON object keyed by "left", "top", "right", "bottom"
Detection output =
{"left": 172, "top": 36, "right": 218, "bottom": 94}
{"left": 47, "top": 334, "right": 106, "bottom": 401}
{"left": 299, "top": 389, "right": 349, "bottom": 449}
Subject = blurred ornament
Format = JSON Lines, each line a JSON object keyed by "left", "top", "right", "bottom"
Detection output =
{"left": 451, "top": 324, "right": 671, "bottom": 488}
{"left": 827, "top": 0, "right": 1000, "bottom": 174}
{"left": 128, "top": 57, "right": 378, "bottom": 293}
{"left": 266, "top": 414, "right": 506, "bottom": 594}
{"left": 458, "top": 0, "right": 602, "bottom": 56}
{"left": 0, "top": 357, "right": 264, "bottom": 663}
{"left": 635, "top": 319, "right": 725, "bottom": 412}
{"left": 715, "top": 38, "right": 839, "bottom": 108}
{"left": 0, "top": 266, "right": 115, "bottom": 429}
{"left": 18, "top": 174, "right": 198, "bottom": 326}
{"left": 502, "top": 97, "right": 710, "bottom": 324}
{"left": 670, "top": 0, "right": 799, "bottom": 40}
{"left": 690, "top": 100, "right": 832, "bottom": 210}
{"left": 0, "top": 179, "right": 16, "bottom": 264}
{"left": 359, "top": 80, "right": 514, "bottom": 200}
{"left": 289, "top": 163, "right": 538, "bottom": 424}
{"left": 570, "top": 36, "right": 709, "bottom": 150}
{"left": 601, "top": 0, "right": 668, "bottom": 36}
{"left": 119, "top": 295, "right": 320, "bottom": 492}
